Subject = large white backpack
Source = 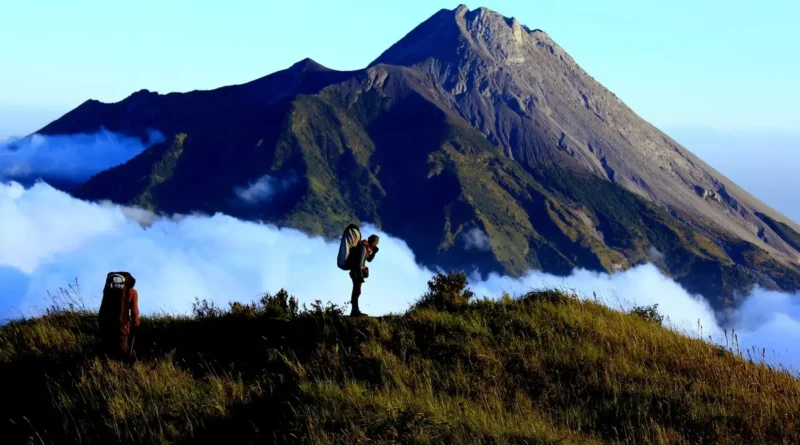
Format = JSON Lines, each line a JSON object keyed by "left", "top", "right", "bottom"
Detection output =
{"left": 337, "top": 224, "right": 361, "bottom": 270}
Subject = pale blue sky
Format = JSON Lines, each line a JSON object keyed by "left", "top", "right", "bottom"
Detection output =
{"left": 1, "top": 0, "right": 799, "bottom": 138}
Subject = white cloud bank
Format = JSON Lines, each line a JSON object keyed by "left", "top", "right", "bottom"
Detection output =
{"left": 0, "top": 129, "right": 164, "bottom": 183}
{"left": 1, "top": 181, "right": 799, "bottom": 372}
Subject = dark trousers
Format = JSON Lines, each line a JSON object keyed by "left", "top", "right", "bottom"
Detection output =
{"left": 100, "top": 326, "right": 129, "bottom": 359}
{"left": 350, "top": 273, "right": 363, "bottom": 315}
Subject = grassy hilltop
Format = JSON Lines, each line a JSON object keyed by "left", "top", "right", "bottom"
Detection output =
{"left": 1, "top": 272, "right": 799, "bottom": 444}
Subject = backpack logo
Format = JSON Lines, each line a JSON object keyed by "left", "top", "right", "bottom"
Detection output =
{"left": 107, "top": 274, "right": 126, "bottom": 290}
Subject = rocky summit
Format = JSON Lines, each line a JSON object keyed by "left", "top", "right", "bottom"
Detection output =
{"left": 32, "top": 5, "right": 800, "bottom": 309}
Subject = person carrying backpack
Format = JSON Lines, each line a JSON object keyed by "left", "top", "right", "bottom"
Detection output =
{"left": 98, "top": 271, "right": 140, "bottom": 358}
{"left": 337, "top": 225, "right": 380, "bottom": 317}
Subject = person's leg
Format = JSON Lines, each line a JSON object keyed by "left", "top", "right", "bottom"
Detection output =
{"left": 116, "top": 325, "right": 130, "bottom": 359}
{"left": 118, "top": 334, "right": 129, "bottom": 358}
{"left": 100, "top": 331, "right": 113, "bottom": 357}
{"left": 350, "top": 275, "right": 363, "bottom": 316}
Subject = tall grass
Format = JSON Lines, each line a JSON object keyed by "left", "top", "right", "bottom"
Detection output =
{"left": 1, "top": 273, "right": 798, "bottom": 444}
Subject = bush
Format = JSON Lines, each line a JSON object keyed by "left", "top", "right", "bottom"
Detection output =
{"left": 260, "top": 288, "right": 299, "bottom": 319}
{"left": 192, "top": 298, "right": 224, "bottom": 319}
{"left": 629, "top": 303, "right": 664, "bottom": 325}
{"left": 519, "top": 289, "right": 573, "bottom": 306}
{"left": 229, "top": 301, "right": 259, "bottom": 318}
{"left": 302, "top": 300, "right": 345, "bottom": 319}
{"left": 412, "top": 271, "right": 475, "bottom": 313}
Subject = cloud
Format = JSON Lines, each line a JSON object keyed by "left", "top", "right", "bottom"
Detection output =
{"left": 234, "top": 172, "right": 298, "bottom": 205}
{"left": 1, "top": 181, "right": 799, "bottom": 373}
{"left": 0, "top": 181, "right": 432, "bottom": 320}
{"left": 646, "top": 246, "right": 665, "bottom": 263}
{"left": 0, "top": 129, "right": 164, "bottom": 184}
{"left": 461, "top": 227, "right": 491, "bottom": 251}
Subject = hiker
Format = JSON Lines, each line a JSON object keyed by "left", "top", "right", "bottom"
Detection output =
{"left": 98, "top": 272, "right": 140, "bottom": 358}
{"left": 337, "top": 225, "right": 379, "bottom": 316}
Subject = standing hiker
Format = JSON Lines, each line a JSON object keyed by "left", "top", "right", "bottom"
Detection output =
{"left": 98, "top": 272, "right": 140, "bottom": 358}
{"left": 337, "top": 225, "right": 379, "bottom": 316}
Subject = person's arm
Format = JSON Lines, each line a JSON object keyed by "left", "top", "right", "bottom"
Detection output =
{"left": 366, "top": 246, "right": 378, "bottom": 262}
{"left": 354, "top": 245, "right": 368, "bottom": 277}
{"left": 130, "top": 289, "right": 141, "bottom": 328}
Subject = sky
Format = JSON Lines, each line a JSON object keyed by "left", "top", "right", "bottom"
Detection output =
{"left": 665, "top": 126, "right": 800, "bottom": 223}
{"left": 2, "top": 0, "right": 799, "bottom": 138}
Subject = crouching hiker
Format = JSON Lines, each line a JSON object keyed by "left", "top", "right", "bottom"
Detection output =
{"left": 337, "top": 225, "right": 380, "bottom": 317}
{"left": 98, "top": 272, "right": 140, "bottom": 358}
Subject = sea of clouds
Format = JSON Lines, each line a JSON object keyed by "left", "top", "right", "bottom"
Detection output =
{"left": 1, "top": 131, "right": 799, "bottom": 372}
{"left": 0, "top": 129, "right": 163, "bottom": 184}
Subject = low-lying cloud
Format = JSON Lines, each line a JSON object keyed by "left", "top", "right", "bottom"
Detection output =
{"left": 0, "top": 181, "right": 432, "bottom": 320}
{"left": 461, "top": 227, "right": 491, "bottom": 251}
{"left": 234, "top": 172, "right": 298, "bottom": 205}
{"left": 1, "top": 181, "right": 799, "bottom": 372}
{"left": 0, "top": 129, "right": 164, "bottom": 184}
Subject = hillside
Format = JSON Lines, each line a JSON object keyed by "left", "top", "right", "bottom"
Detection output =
{"left": 29, "top": 5, "right": 800, "bottom": 306}
{"left": 2, "top": 274, "right": 799, "bottom": 444}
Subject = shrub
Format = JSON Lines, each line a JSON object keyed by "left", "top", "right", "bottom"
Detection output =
{"left": 260, "top": 288, "right": 299, "bottom": 319}
{"left": 191, "top": 298, "right": 224, "bottom": 319}
{"left": 302, "top": 300, "right": 345, "bottom": 319}
{"left": 518, "top": 289, "right": 573, "bottom": 306}
{"left": 629, "top": 303, "right": 664, "bottom": 325}
{"left": 412, "top": 271, "right": 475, "bottom": 313}
{"left": 229, "top": 301, "right": 259, "bottom": 318}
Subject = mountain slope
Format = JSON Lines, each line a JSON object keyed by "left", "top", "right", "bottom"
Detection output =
{"left": 32, "top": 5, "right": 800, "bottom": 307}
{"left": 2, "top": 280, "right": 799, "bottom": 444}
{"left": 370, "top": 5, "right": 800, "bottom": 263}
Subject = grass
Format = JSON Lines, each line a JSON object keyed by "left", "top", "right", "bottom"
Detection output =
{"left": 2, "top": 274, "right": 799, "bottom": 444}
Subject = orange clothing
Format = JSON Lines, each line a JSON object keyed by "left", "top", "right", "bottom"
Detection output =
{"left": 127, "top": 288, "right": 141, "bottom": 329}
{"left": 111, "top": 287, "right": 140, "bottom": 335}
{"left": 99, "top": 286, "right": 140, "bottom": 357}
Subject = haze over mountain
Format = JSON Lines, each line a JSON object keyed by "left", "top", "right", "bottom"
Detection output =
{"left": 28, "top": 5, "right": 800, "bottom": 309}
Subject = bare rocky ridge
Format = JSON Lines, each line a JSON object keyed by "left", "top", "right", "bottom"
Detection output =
{"left": 370, "top": 5, "right": 800, "bottom": 265}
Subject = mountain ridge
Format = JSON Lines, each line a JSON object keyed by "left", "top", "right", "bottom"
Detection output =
{"left": 4, "top": 281, "right": 800, "bottom": 444}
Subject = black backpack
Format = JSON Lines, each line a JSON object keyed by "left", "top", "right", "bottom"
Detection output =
{"left": 98, "top": 271, "right": 135, "bottom": 331}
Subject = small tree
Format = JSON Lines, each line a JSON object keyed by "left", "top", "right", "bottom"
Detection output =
{"left": 413, "top": 271, "right": 475, "bottom": 313}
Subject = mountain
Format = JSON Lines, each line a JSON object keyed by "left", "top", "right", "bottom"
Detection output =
{"left": 33, "top": 5, "right": 800, "bottom": 309}
{"left": 3, "top": 278, "right": 799, "bottom": 444}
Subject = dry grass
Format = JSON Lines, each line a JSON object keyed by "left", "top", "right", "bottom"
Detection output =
{"left": 1, "top": 274, "right": 798, "bottom": 444}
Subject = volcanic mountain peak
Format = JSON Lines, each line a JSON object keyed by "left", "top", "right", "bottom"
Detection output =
{"left": 370, "top": 4, "right": 800, "bottom": 266}
{"left": 31, "top": 4, "right": 800, "bottom": 305}
{"left": 372, "top": 4, "right": 550, "bottom": 69}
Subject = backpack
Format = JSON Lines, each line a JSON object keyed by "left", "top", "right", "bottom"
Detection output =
{"left": 337, "top": 224, "right": 361, "bottom": 270}
{"left": 98, "top": 271, "right": 135, "bottom": 331}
